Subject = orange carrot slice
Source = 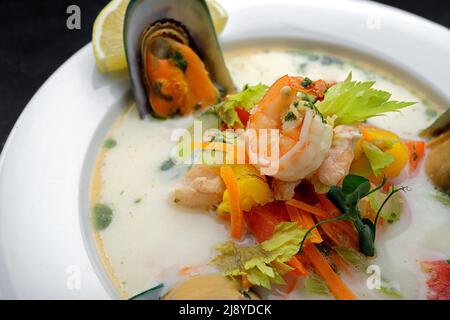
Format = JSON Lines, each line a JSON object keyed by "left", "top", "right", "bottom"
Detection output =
{"left": 316, "top": 195, "right": 359, "bottom": 249}
{"left": 286, "top": 199, "right": 329, "bottom": 218}
{"left": 220, "top": 166, "right": 244, "bottom": 240}
{"left": 316, "top": 194, "right": 340, "bottom": 217}
{"left": 285, "top": 203, "right": 307, "bottom": 228}
{"left": 242, "top": 275, "right": 251, "bottom": 290}
{"left": 299, "top": 211, "right": 323, "bottom": 243}
{"left": 286, "top": 204, "right": 322, "bottom": 244}
{"left": 303, "top": 245, "right": 357, "bottom": 300}
{"left": 286, "top": 256, "right": 309, "bottom": 276}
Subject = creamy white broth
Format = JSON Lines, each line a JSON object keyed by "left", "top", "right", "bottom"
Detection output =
{"left": 92, "top": 108, "right": 230, "bottom": 298}
{"left": 91, "top": 47, "right": 449, "bottom": 299}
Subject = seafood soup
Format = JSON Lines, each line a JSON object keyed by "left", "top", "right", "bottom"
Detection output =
{"left": 89, "top": 46, "right": 450, "bottom": 300}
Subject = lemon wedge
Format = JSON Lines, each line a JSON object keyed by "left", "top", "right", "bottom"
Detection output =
{"left": 207, "top": 0, "right": 229, "bottom": 34}
{"left": 92, "top": 0, "right": 130, "bottom": 73}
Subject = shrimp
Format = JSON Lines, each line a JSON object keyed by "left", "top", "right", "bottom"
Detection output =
{"left": 246, "top": 75, "right": 334, "bottom": 182}
{"left": 173, "top": 165, "right": 225, "bottom": 210}
{"left": 316, "top": 125, "right": 360, "bottom": 186}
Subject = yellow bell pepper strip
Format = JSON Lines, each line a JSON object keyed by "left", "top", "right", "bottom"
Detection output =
{"left": 357, "top": 126, "right": 409, "bottom": 178}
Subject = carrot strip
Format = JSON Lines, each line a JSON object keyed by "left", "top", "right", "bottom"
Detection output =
{"left": 316, "top": 215, "right": 359, "bottom": 250}
{"left": 285, "top": 203, "right": 307, "bottom": 228}
{"left": 287, "top": 256, "right": 309, "bottom": 276}
{"left": 299, "top": 210, "right": 323, "bottom": 243}
{"left": 286, "top": 204, "right": 321, "bottom": 243}
{"left": 407, "top": 140, "right": 425, "bottom": 175}
{"left": 303, "top": 245, "right": 357, "bottom": 300}
{"left": 220, "top": 166, "right": 244, "bottom": 240}
{"left": 286, "top": 199, "right": 329, "bottom": 218}
{"left": 316, "top": 195, "right": 359, "bottom": 247}
{"left": 316, "top": 194, "right": 340, "bottom": 217}
{"left": 242, "top": 275, "right": 251, "bottom": 289}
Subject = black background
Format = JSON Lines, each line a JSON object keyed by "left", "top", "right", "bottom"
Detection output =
{"left": 0, "top": 0, "right": 449, "bottom": 150}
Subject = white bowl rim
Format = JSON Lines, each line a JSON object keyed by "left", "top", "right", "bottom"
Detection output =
{"left": 0, "top": 0, "right": 449, "bottom": 299}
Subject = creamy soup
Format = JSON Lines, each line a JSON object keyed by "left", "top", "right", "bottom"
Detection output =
{"left": 89, "top": 47, "right": 449, "bottom": 299}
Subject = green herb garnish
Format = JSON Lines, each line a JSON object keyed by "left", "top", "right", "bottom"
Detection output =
{"left": 316, "top": 73, "right": 415, "bottom": 125}
{"left": 103, "top": 138, "right": 117, "bottom": 149}
{"left": 170, "top": 50, "right": 188, "bottom": 72}
{"left": 301, "top": 93, "right": 317, "bottom": 104}
{"left": 160, "top": 158, "right": 175, "bottom": 171}
{"left": 301, "top": 77, "right": 313, "bottom": 87}
{"left": 299, "top": 175, "right": 408, "bottom": 257}
{"left": 93, "top": 204, "right": 113, "bottom": 231}
{"left": 284, "top": 111, "right": 297, "bottom": 121}
{"left": 304, "top": 275, "right": 330, "bottom": 296}
{"left": 211, "top": 222, "right": 309, "bottom": 289}
{"left": 214, "top": 84, "right": 268, "bottom": 127}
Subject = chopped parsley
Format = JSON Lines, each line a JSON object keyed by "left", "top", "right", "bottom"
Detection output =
{"left": 93, "top": 204, "right": 113, "bottom": 231}
{"left": 160, "top": 158, "right": 175, "bottom": 171}
{"left": 301, "top": 77, "right": 313, "bottom": 88}
{"left": 301, "top": 93, "right": 317, "bottom": 104}
{"left": 170, "top": 50, "right": 188, "bottom": 72}
{"left": 284, "top": 111, "right": 297, "bottom": 121}
{"left": 103, "top": 138, "right": 117, "bottom": 149}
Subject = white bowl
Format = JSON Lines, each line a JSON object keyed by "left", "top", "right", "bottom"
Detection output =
{"left": 0, "top": 0, "right": 449, "bottom": 299}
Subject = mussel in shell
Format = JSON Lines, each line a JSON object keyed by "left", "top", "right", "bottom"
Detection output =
{"left": 426, "top": 138, "right": 450, "bottom": 193}
{"left": 421, "top": 109, "right": 450, "bottom": 193}
{"left": 124, "top": 0, "right": 234, "bottom": 118}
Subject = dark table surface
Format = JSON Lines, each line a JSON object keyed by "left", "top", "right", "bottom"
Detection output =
{"left": 0, "top": 0, "right": 449, "bottom": 151}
